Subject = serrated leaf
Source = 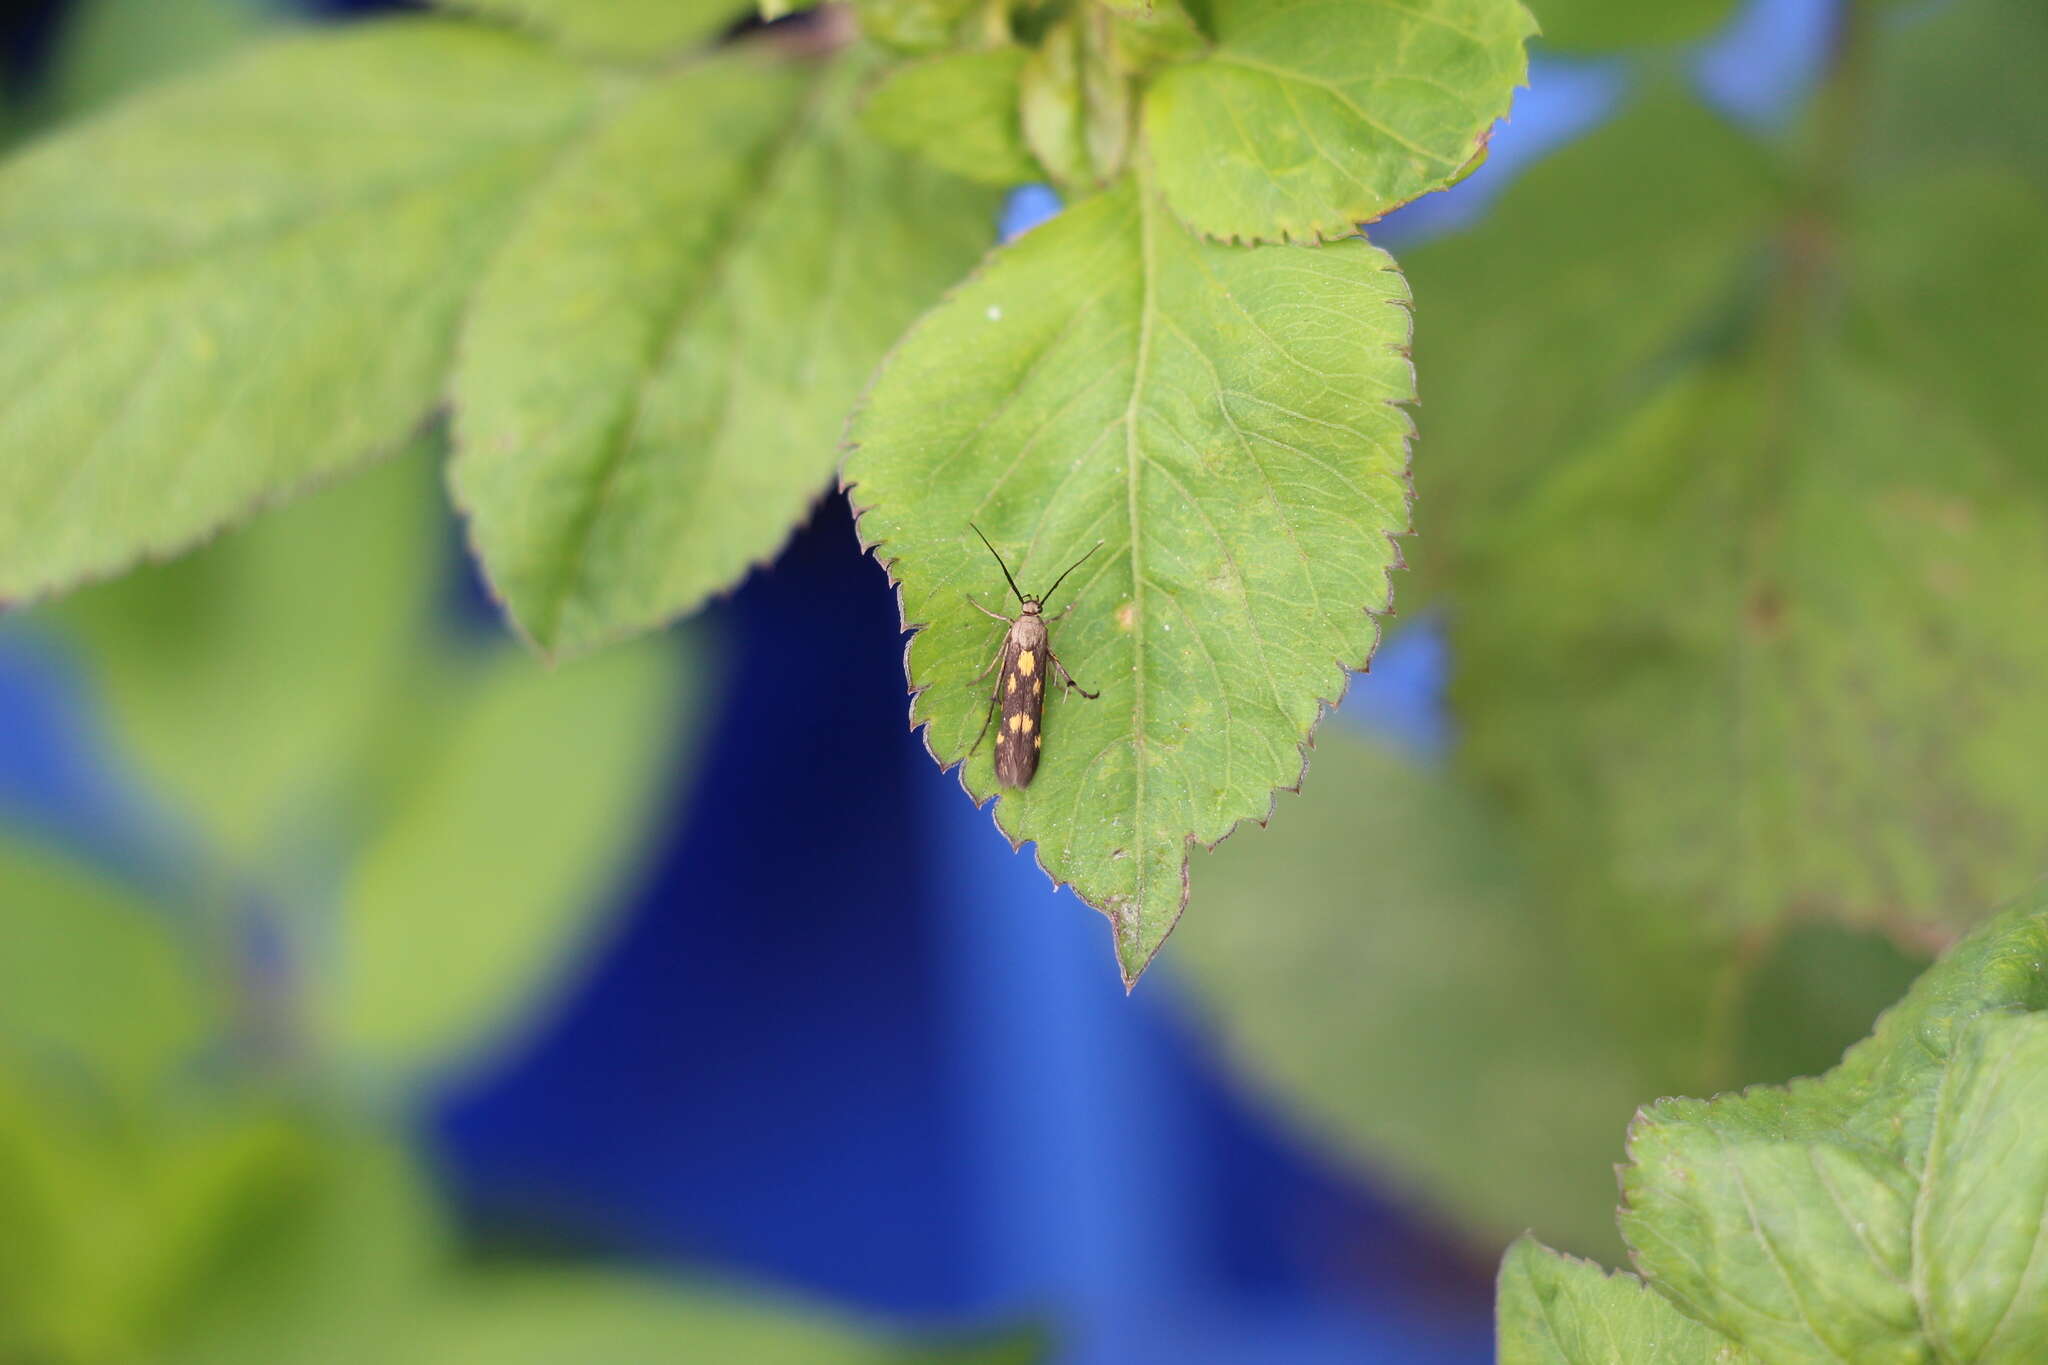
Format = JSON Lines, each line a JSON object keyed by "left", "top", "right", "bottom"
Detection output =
{"left": 434, "top": 0, "right": 741, "bottom": 59}
{"left": 1496, "top": 1238, "right": 1755, "bottom": 1364}
{"left": 1527, "top": 0, "right": 1735, "bottom": 52}
{"left": 321, "top": 638, "right": 692, "bottom": 1080}
{"left": 1619, "top": 890, "right": 2048, "bottom": 1362}
{"left": 1178, "top": 729, "right": 1647, "bottom": 1257}
{"left": 53, "top": 444, "right": 439, "bottom": 871}
{"left": 861, "top": 47, "right": 1040, "bottom": 185}
{"left": 0, "top": 19, "right": 600, "bottom": 609}
{"left": 453, "top": 50, "right": 997, "bottom": 657}
{"left": 844, "top": 178, "right": 1414, "bottom": 984}
{"left": 1142, "top": 0, "right": 1535, "bottom": 242}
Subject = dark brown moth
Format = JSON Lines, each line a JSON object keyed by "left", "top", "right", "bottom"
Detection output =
{"left": 967, "top": 524, "right": 1101, "bottom": 788}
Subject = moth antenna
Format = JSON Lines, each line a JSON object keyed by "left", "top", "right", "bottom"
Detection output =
{"left": 970, "top": 523, "right": 1027, "bottom": 606}
{"left": 1042, "top": 540, "right": 1104, "bottom": 609}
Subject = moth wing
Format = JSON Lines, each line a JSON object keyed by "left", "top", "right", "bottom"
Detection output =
{"left": 992, "top": 633, "right": 1044, "bottom": 788}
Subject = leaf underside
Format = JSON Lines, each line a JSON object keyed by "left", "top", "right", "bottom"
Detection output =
{"left": 0, "top": 20, "right": 600, "bottom": 607}
{"left": 453, "top": 50, "right": 997, "bottom": 658}
{"left": 845, "top": 177, "right": 1414, "bottom": 983}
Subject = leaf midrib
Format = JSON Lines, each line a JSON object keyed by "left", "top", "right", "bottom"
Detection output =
{"left": 533, "top": 71, "right": 838, "bottom": 649}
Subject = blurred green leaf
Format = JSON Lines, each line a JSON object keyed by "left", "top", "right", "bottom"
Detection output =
{"left": 452, "top": 50, "right": 997, "bottom": 657}
{"left": 1402, "top": 91, "right": 1777, "bottom": 596}
{"left": 434, "top": 0, "right": 743, "bottom": 59}
{"left": 862, "top": 48, "right": 1040, "bottom": 185}
{"left": 0, "top": 19, "right": 602, "bottom": 608}
{"left": 844, "top": 178, "right": 1414, "bottom": 984}
{"left": 1178, "top": 730, "right": 1644, "bottom": 1256}
{"left": 36, "top": 0, "right": 271, "bottom": 121}
{"left": 55, "top": 445, "right": 440, "bottom": 872}
{"left": 1865, "top": 0, "right": 2048, "bottom": 195}
{"left": 159, "top": 1137, "right": 446, "bottom": 1365}
{"left": 1020, "top": 15, "right": 1134, "bottom": 189}
{"left": 0, "top": 837, "right": 206, "bottom": 1098}
{"left": 1457, "top": 265, "right": 2048, "bottom": 951}
{"left": 398, "top": 1272, "right": 1044, "bottom": 1363}
{"left": 1525, "top": 0, "right": 1735, "bottom": 52}
{"left": 322, "top": 637, "right": 695, "bottom": 1080}
{"left": 1619, "top": 890, "right": 2048, "bottom": 1361}
{"left": 1142, "top": 0, "right": 1534, "bottom": 242}
{"left": 855, "top": 0, "right": 981, "bottom": 53}
{"left": 1496, "top": 1238, "right": 1755, "bottom": 1364}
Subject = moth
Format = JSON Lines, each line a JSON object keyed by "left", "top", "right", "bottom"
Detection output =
{"left": 967, "top": 524, "right": 1101, "bottom": 788}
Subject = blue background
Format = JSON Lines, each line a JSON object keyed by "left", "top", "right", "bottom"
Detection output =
{"left": 0, "top": 3, "right": 1837, "bottom": 1358}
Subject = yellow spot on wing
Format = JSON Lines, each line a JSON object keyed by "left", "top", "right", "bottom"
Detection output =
{"left": 1034, "top": 678, "right": 1042, "bottom": 697}
{"left": 1018, "top": 651, "right": 1035, "bottom": 676}
{"left": 1009, "top": 713, "right": 1023, "bottom": 733}
{"left": 1007, "top": 673, "right": 1017, "bottom": 695}
{"left": 1033, "top": 735, "right": 1041, "bottom": 750}
{"left": 1020, "top": 713, "right": 1033, "bottom": 733}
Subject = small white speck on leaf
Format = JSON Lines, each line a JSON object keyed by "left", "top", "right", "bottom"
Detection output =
{"left": 987, "top": 305, "right": 1003, "bottom": 321}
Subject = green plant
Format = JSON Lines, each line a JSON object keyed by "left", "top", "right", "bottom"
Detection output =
{"left": 1498, "top": 887, "right": 2048, "bottom": 1362}
{"left": 0, "top": 0, "right": 1535, "bottom": 984}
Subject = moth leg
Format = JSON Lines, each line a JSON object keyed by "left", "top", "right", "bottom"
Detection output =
{"left": 965, "top": 594, "right": 1009, "bottom": 622}
{"left": 1050, "top": 654, "right": 1099, "bottom": 700}
{"left": 969, "top": 650, "right": 1001, "bottom": 683}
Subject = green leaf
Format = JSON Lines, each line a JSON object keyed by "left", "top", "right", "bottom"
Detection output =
{"left": 1450, "top": 166, "right": 2048, "bottom": 946}
{"left": 1866, "top": 0, "right": 2048, "bottom": 196}
{"left": 1177, "top": 729, "right": 1647, "bottom": 1257}
{"left": 453, "top": 50, "right": 997, "bottom": 657}
{"left": 159, "top": 1138, "right": 446, "bottom": 1365}
{"left": 434, "top": 0, "right": 742, "bottom": 59}
{"left": 844, "top": 178, "right": 1414, "bottom": 984}
{"left": 1020, "top": 15, "right": 1135, "bottom": 189}
{"left": 1399, "top": 91, "right": 1777, "bottom": 597}
{"left": 36, "top": 0, "right": 270, "bottom": 121}
{"left": 1496, "top": 1238, "right": 1756, "bottom": 1364}
{"left": 861, "top": 48, "right": 1041, "bottom": 185}
{"left": 1619, "top": 890, "right": 2048, "bottom": 1361}
{"left": 1142, "top": 0, "right": 1535, "bottom": 242}
{"left": 52, "top": 443, "right": 440, "bottom": 872}
{"left": 0, "top": 19, "right": 601, "bottom": 607}
{"left": 320, "top": 638, "right": 694, "bottom": 1080}
{"left": 1527, "top": 0, "right": 1736, "bottom": 51}
{"left": 855, "top": 0, "right": 980, "bottom": 53}
{"left": 0, "top": 837, "right": 207, "bottom": 1096}
{"left": 399, "top": 1273, "right": 1043, "bottom": 1362}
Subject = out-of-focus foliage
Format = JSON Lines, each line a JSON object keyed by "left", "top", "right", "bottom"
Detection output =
{"left": 1500, "top": 888, "right": 2048, "bottom": 1362}
{"left": 1524, "top": 0, "right": 1736, "bottom": 51}
{"left": 1178, "top": 728, "right": 1923, "bottom": 1260}
{"left": 50, "top": 440, "right": 697, "bottom": 1086}
{"left": 0, "top": 430, "right": 1028, "bottom": 1359}
{"left": 0, "top": 827, "right": 1040, "bottom": 1361}
{"left": 432, "top": 0, "right": 745, "bottom": 59}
